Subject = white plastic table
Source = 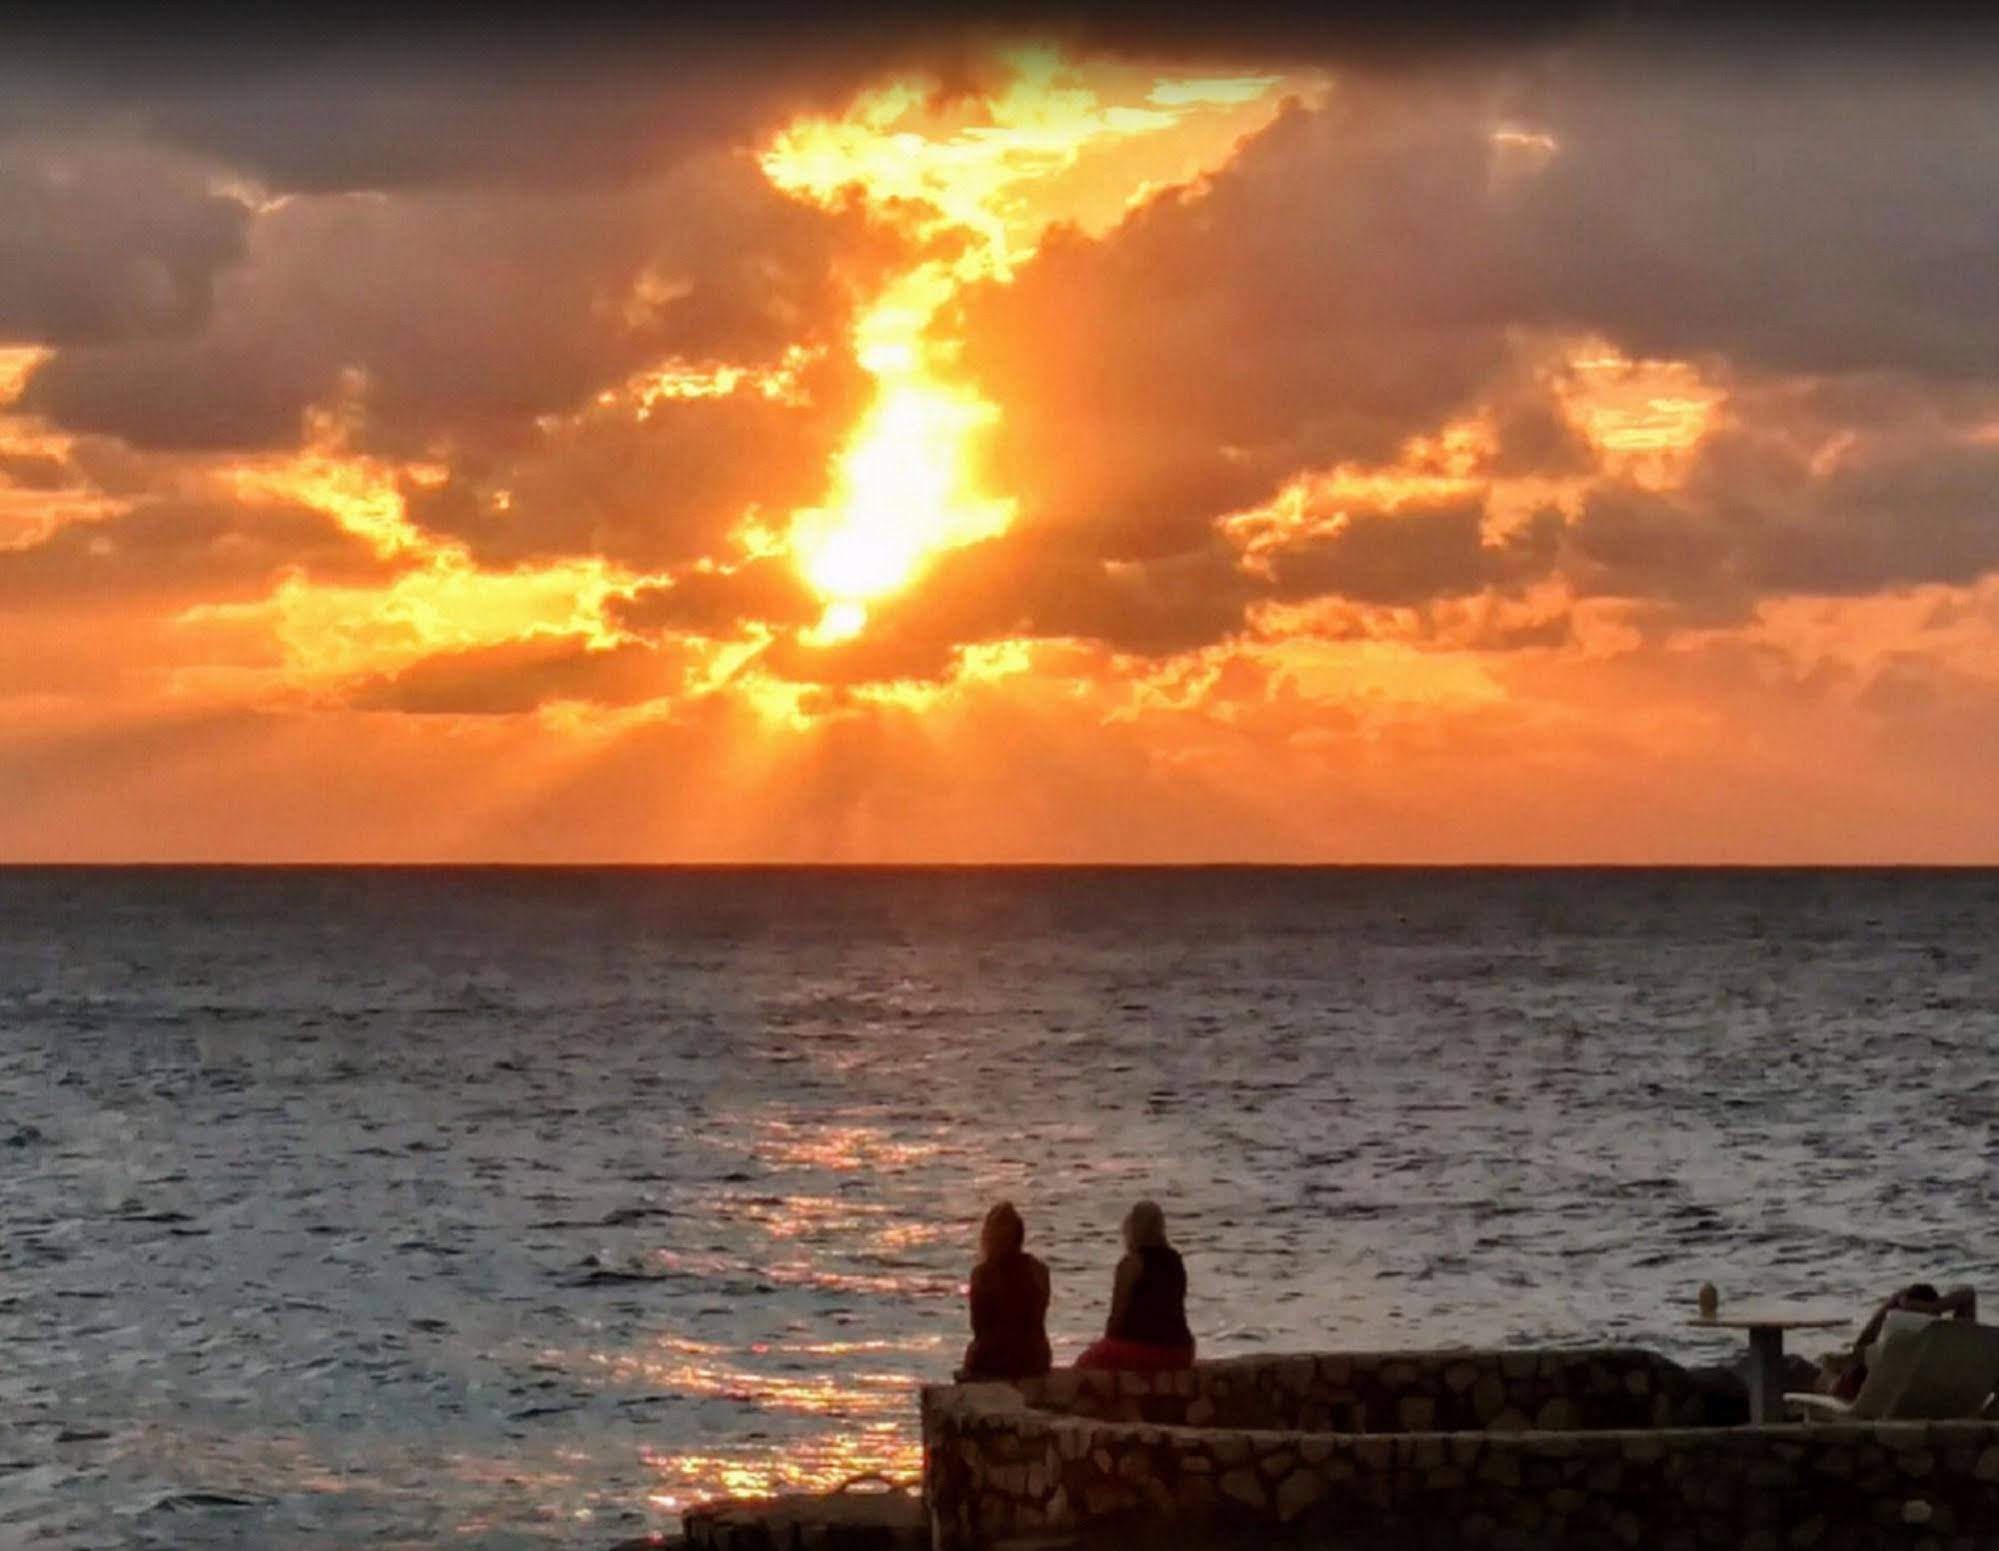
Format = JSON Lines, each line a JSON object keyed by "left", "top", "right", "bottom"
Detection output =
{"left": 1689, "top": 1310, "right": 1849, "bottom": 1423}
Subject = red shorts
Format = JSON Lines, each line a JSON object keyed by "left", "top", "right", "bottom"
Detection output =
{"left": 1075, "top": 1338, "right": 1196, "bottom": 1372}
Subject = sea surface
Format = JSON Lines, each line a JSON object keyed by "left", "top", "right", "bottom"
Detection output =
{"left": 2, "top": 867, "right": 1997, "bottom": 1549}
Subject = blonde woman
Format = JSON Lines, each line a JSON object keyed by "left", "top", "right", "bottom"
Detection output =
{"left": 1076, "top": 1200, "right": 1195, "bottom": 1371}
{"left": 957, "top": 1201, "right": 1052, "bottom": 1381}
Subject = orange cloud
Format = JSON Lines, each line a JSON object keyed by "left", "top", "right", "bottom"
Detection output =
{"left": 4, "top": 33, "right": 1999, "bottom": 860}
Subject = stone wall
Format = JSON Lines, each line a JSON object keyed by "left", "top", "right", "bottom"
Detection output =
{"left": 921, "top": 1350, "right": 1999, "bottom": 1550}
{"left": 1013, "top": 1347, "right": 1710, "bottom": 1433}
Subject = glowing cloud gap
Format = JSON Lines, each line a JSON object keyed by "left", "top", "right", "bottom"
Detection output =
{"left": 759, "top": 48, "right": 1303, "bottom": 643}
{"left": 785, "top": 267, "right": 1013, "bottom": 639}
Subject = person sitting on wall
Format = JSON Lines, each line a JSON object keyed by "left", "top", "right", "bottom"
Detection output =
{"left": 1822, "top": 1281, "right": 1977, "bottom": 1399}
{"left": 956, "top": 1201, "right": 1052, "bottom": 1382}
{"left": 1075, "top": 1200, "right": 1196, "bottom": 1372}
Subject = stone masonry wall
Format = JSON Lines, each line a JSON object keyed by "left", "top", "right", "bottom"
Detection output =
{"left": 1012, "top": 1347, "right": 1708, "bottom": 1433}
{"left": 921, "top": 1350, "right": 1999, "bottom": 1551}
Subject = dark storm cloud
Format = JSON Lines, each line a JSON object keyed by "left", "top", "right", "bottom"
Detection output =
{"left": 1485, "top": 394, "right": 1594, "bottom": 477}
{"left": 0, "top": 451, "right": 71, "bottom": 491}
{"left": 0, "top": 498, "right": 398, "bottom": 612}
{"left": 610, "top": 558, "right": 825, "bottom": 638}
{"left": 403, "top": 351, "right": 872, "bottom": 573}
{"left": 1264, "top": 499, "right": 1561, "bottom": 607}
{"left": 344, "top": 635, "right": 684, "bottom": 715}
{"left": 1493, "top": 51, "right": 1999, "bottom": 379}
{"left": 1250, "top": 417, "right": 1999, "bottom": 631}
{"left": 8, "top": 0, "right": 1478, "bottom": 198}
{"left": 0, "top": 141, "right": 248, "bottom": 346}
{"left": 20, "top": 151, "right": 876, "bottom": 456}
{"left": 757, "top": 535, "right": 1257, "bottom": 686}
{"left": 0, "top": 3, "right": 1803, "bottom": 201}
{"left": 1571, "top": 430, "right": 1999, "bottom": 614}
{"left": 958, "top": 96, "right": 1524, "bottom": 560}
{"left": 619, "top": 536, "right": 1249, "bottom": 680}
{"left": 949, "top": 540, "right": 1255, "bottom": 658}
{"left": 759, "top": 622, "right": 963, "bottom": 688}
{"left": 0, "top": 13, "right": 932, "bottom": 195}
{"left": 960, "top": 42, "right": 1999, "bottom": 613}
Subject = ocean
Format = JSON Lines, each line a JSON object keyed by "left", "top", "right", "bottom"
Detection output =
{"left": 3, "top": 866, "right": 1996, "bottom": 1549}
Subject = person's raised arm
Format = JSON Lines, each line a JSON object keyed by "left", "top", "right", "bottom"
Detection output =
{"left": 1899, "top": 1285, "right": 1977, "bottom": 1323}
{"left": 1105, "top": 1253, "right": 1139, "bottom": 1339}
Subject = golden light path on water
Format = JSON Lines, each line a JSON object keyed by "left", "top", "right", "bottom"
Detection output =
{"left": 593, "top": 1121, "right": 963, "bottom": 1518}
{"left": 616, "top": 1336, "right": 931, "bottom": 1513}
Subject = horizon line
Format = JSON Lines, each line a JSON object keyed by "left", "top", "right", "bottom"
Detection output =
{"left": 4, "top": 859, "right": 1999, "bottom": 871}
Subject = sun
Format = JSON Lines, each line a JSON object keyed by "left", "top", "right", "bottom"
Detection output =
{"left": 793, "top": 382, "right": 1008, "bottom": 605}
{"left": 759, "top": 48, "right": 1308, "bottom": 645}
{"left": 776, "top": 251, "right": 1014, "bottom": 643}
{"left": 786, "top": 267, "right": 1014, "bottom": 641}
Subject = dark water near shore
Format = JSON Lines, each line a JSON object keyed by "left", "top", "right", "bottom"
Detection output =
{"left": 3, "top": 867, "right": 1998, "bottom": 1549}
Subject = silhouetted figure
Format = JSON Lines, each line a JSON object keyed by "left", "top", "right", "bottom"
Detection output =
{"left": 1829, "top": 1281, "right": 1977, "bottom": 1399}
{"left": 1076, "top": 1200, "right": 1195, "bottom": 1371}
{"left": 957, "top": 1201, "right": 1052, "bottom": 1381}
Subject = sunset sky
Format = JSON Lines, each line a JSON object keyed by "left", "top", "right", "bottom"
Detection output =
{"left": 5, "top": 9, "right": 1999, "bottom": 862}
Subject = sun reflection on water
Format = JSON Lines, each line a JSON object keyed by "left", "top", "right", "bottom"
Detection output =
{"left": 467, "top": 1321, "right": 940, "bottom": 1529}
{"left": 638, "top": 1429, "right": 924, "bottom": 1515}
{"left": 591, "top": 1351, "right": 921, "bottom": 1416}
{"left": 724, "top": 1190, "right": 896, "bottom": 1238}
{"left": 755, "top": 1119, "right": 944, "bottom": 1173}
{"left": 595, "top": 1332, "right": 932, "bottom": 1518}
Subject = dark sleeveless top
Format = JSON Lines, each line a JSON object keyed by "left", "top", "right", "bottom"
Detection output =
{"left": 964, "top": 1250, "right": 1051, "bottom": 1379}
{"left": 1112, "top": 1245, "right": 1192, "bottom": 1347}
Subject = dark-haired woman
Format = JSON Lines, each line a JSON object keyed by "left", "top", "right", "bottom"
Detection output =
{"left": 958, "top": 1201, "right": 1052, "bottom": 1381}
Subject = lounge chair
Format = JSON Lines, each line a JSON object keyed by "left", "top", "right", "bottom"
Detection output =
{"left": 1785, "top": 1313, "right": 1999, "bottom": 1422}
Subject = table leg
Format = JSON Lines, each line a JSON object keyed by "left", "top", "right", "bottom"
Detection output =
{"left": 1746, "top": 1327, "right": 1785, "bottom": 1424}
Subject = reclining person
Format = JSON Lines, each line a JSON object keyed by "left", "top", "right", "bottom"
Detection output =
{"left": 1825, "top": 1282, "right": 1977, "bottom": 1399}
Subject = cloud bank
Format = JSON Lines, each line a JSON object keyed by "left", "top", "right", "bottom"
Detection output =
{"left": 5, "top": 17, "right": 1999, "bottom": 859}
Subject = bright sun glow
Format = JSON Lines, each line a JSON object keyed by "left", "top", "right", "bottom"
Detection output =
{"left": 792, "top": 384, "right": 1008, "bottom": 605}
{"left": 761, "top": 49, "right": 1306, "bottom": 641}
{"left": 785, "top": 272, "right": 1013, "bottom": 637}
